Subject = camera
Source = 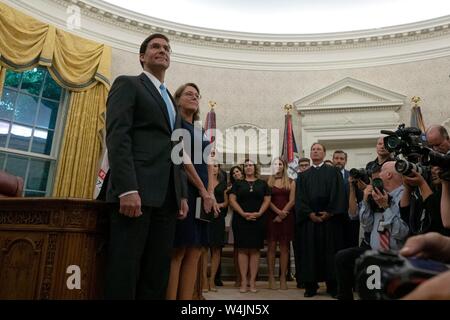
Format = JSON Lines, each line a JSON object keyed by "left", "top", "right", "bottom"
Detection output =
{"left": 367, "top": 178, "right": 387, "bottom": 213}
{"left": 381, "top": 124, "right": 427, "bottom": 161}
{"left": 394, "top": 159, "right": 428, "bottom": 177}
{"left": 427, "top": 150, "right": 450, "bottom": 181}
{"left": 349, "top": 168, "right": 370, "bottom": 184}
{"left": 355, "top": 249, "right": 450, "bottom": 300}
{"left": 381, "top": 124, "right": 432, "bottom": 180}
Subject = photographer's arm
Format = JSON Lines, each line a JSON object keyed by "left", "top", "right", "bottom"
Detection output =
{"left": 359, "top": 201, "right": 374, "bottom": 233}
{"left": 441, "top": 180, "right": 450, "bottom": 229}
{"left": 348, "top": 180, "right": 358, "bottom": 218}
{"left": 359, "top": 185, "right": 374, "bottom": 232}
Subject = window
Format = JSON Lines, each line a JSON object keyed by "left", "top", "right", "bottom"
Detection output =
{"left": 0, "top": 67, "right": 67, "bottom": 197}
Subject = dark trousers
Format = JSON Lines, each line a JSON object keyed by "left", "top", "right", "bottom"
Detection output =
{"left": 104, "top": 188, "right": 177, "bottom": 300}
{"left": 293, "top": 224, "right": 301, "bottom": 285}
{"left": 335, "top": 245, "right": 369, "bottom": 300}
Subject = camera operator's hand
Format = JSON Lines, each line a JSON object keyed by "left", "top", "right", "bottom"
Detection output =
{"left": 372, "top": 188, "right": 389, "bottom": 209}
{"left": 402, "top": 170, "right": 427, "bottom": 188}
{"left": 400, "top": 232, "right": 450, "bottom": 262}
{"left": 309, "top": 212, "right": 323, "bottom": 223}
{"left": 357, "top": 180, "right": 368, "bottom": 191}
{"left": 363, "top": 185, "right": 373, "bottom": 202}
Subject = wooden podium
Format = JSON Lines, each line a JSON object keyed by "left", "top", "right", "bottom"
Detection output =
{"left": 0, "top": 198, "right": 109, "bottom": 300}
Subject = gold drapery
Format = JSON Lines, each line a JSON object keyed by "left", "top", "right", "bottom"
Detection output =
{"left": 0, "top": 65, "right": 5, "bottom": 98}
{"left": 53, "top": 84, "right": 107, "bottom": 198}
{"left": 0, "top": 2, "right": 111, "bottom": 198}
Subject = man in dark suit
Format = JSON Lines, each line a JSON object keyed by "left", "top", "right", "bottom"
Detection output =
{"left": 332, "top": 150, "right": 360, "bottom": 248}
{"left": 104, "top": 33, "right": 188, "bottom": 300}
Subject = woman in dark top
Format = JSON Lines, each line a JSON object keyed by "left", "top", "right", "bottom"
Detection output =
{"left": 166, "top": 83, "right": 218, "bottom": 300}
{"left": 229, "top": 165, "right": 244, "bottom": 287}
{"left": 266, "top": 158, "right": 295, "bottom": 290}
{"left": 203, "top": 163, "right": 228, "bottom": 292}
{"left": 229, "top": 159, "right": 271, "bottom": 293}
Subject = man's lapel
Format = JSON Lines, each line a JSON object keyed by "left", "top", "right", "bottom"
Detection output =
{"left": 139, "top": 73, "right": 171, "bottom": 131}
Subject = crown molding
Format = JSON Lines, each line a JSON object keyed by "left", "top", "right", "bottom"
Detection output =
{"left": 4, "top": 0, "right": 450, "bottom": 70}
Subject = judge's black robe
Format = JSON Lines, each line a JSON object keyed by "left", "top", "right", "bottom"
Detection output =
{"left": 295, "top": 165, "right": 346, "bottom": 283}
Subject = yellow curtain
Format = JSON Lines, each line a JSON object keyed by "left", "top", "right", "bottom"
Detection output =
{"left": 53, "top": 84, "right": 107, "bottom": 198}
{"left": 0, "top": 65, "right": 5, "bottom": 98}
{"left": 0, "top": 2, "right": 111, "bottom": 198}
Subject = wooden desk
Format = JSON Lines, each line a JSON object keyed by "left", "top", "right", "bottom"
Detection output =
{"left": 0, "top": 198, "right": 109, "bottom": 300}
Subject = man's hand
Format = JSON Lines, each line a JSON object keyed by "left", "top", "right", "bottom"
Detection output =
{"left": 400, "top": 232, "right": 450, "bottom": 262}
{"left": 309, "top": 212, "right": 323, "bottom": 223}
{"left": 119, "top": 193, "right": 142, "bottom": 218}
{"left": 372, "top": 188, "right": 389, "bottom": 209}
{"left": 402, "top": 270, "right": 450, "bottom": 300}
{"left": 177, "top": 198, "right": 188, "bottom": 220}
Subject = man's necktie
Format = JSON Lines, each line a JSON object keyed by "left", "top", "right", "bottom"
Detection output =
{"left": 159, "top": 84, "right": 175, "bottom": 130}
{"left": 379, "top": 228, "right": 390, "bottom": 250}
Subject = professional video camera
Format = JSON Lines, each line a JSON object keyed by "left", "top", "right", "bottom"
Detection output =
{"left": 381, "top": 124, "right": 427, "bottom": 161}
{"left": 354, "top": 249, "right": 450, "bottom": 300}
{"left": 381, "top": 124, "right": 450, "bottom": 180}
{"left": 381, "top": 124, "right": 431, "bottom": 179}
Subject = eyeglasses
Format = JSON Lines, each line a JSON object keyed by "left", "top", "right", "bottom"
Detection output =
{"left": 149, "top": 43, "right": 172, "bottom": 54}
{"left": 183, "top": 92, "right": 202, "bottom": 100}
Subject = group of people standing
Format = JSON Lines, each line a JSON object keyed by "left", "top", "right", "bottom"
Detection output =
{"left": 104, "top": 32, "right": 449, "bottom": 301}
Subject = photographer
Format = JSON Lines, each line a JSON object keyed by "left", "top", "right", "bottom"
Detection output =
{"left": 425, "top": 125, "right": 450, "bottom": 228}
{"left": 335, "top": 161, "right": 409, "bottom": 300}
{"left": 400, "top": 166, "right": 450, "bottom": 235}
{"left": 400, "top": 232, "right": 450, "bottom": 300}
{"left": 365, "top": 137, "right": 393, "bottom": 173}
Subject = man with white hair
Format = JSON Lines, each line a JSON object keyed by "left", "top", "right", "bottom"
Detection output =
{"left": 335, "top": 161, "right": 409, "bottom": 300}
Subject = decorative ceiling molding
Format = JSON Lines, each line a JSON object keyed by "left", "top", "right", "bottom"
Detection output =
{"left": 294, "top": 77, "right": 406, "bottom": 113}
{"left": 5, "top": 0, "right": 450, "bottom": 70}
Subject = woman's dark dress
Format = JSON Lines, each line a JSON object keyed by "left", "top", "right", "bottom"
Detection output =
{"left": 174, "top": 120, "right": 210, "bottom": 247}
{"left": 208, "top": 180, "right": 228, "bottom": 247}
{"left": 230, "top": 179, "right": 271, "bottom": 249}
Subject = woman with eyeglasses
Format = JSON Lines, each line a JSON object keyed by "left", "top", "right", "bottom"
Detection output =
{"left": 266, "top": 157, "right": 296, "bottom": 290}
{"left": 229, "top": 159, "right": 271, "bottom": 293}
{"left": 166, "top": 83, "right": 219, "bottom": 300}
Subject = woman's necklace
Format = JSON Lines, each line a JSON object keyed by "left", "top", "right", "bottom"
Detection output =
{"left": 247, "top": 180, "right": 255, "bottom": 192}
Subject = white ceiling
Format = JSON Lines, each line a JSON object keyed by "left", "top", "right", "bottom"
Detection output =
{"left": 102, "top": 0, "right": 450, "bottom": 34}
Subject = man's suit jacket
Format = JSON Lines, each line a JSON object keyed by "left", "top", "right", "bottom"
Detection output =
{"left": 105, "top": 73, "right": 187, "bottom": 208}
{"left": 343, "top": 169, "right": 350, "bottom": 213}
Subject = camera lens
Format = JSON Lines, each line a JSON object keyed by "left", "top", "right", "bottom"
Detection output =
{"left": 386, "top": 136, "right": 401, "bottom": 150}
{"left": 395, "top": 160, "right": 410, "bottom": 174}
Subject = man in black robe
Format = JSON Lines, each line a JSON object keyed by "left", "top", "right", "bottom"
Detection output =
{"left": 296, "top": 143, "right": 346, "bottom": 298}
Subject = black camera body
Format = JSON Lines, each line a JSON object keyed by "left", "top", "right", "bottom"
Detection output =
{"left": 349, "top": 168, "right": 370, "bottom": 184}
{"left": 381, "top": 124, "right": 426, "bottom": 161}
{"left": 355, "top": 249, "right": 450, "bottom": 300}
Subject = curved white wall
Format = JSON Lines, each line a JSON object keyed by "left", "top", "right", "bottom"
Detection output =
{"left": 5, "top": 0, "right": 450, "bottom": 163}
